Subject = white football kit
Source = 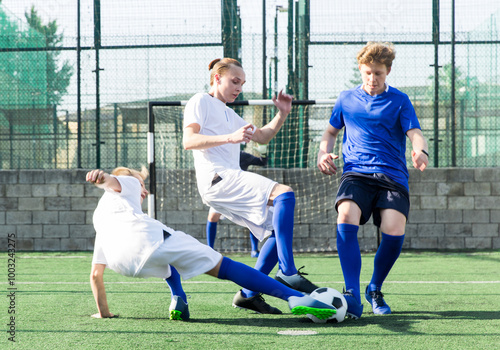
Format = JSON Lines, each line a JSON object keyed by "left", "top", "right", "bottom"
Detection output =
{"left": 184, "top": 93, "right": 277, "bottom": 240}
{"left": 92, "top": 175, "right": 221, "bottom": 280}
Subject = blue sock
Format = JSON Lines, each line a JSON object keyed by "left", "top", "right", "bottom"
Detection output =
{"left": 218, "top": 257, "right": 302, "bottom": 301}
{"left": 165, "top": 266, "right": 187, "bottom": 303}
{"left": 273, "top": 192, "right": 297, "bottom": 276}
{"left": 206, "top": 221, "right": 217, "bottom": 248}
{"left": 249, "top": 232, "right": 259, "bottom": 252}
{"left": 368, "top": 233, "right": 405, "bottom": 292}
{"left": 242, "top": 233, "right": 278, "bottom": 298}
{"left": 336, "top": 223, "right": 361, "bottom": 303}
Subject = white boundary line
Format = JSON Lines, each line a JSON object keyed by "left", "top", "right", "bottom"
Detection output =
{"left": 3, "top": 280, "right": 500, "bottom": 285}
{"left": 15, "top": 256, "right": 90, "bottom": 259}
{"left": 14, "top": 251, "right": 500, "bottom": 259}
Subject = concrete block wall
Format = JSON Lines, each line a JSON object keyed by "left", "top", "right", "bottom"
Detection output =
{"left": 406, "top": 168, "right": 500, "bottom": 250}
{"left": 0, "top": 170, "right": 97, "bottom": 252}
{"left": 1, "top": 168, "right": 499, "bottom": 252}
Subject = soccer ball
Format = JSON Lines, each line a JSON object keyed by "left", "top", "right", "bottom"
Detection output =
{"left": 307, "top": 287, "right": 347, "bottom": 324}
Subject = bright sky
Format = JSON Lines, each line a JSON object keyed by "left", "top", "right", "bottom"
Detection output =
{"left": 3, "top": 0, "right": 498, "bottom": 41}
{"left": 1, "top": 0, "right": 499, "bottom": 113}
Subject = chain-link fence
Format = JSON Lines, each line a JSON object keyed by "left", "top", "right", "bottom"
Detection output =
{"left": 0, "top": 0, "right": 499, "bottom": 170}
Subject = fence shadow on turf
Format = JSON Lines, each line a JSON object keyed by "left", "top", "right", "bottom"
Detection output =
{"left": 190, "top": 316, "right": 301, "bottom": 327}
{"left": 357, "top": 310, "right": 500, "bottom": 336}
{"left": 393, "top": 310, "right": 500, "bottom": 320}
{"left": 183, "top": 310, "right": 500, "bottom": 334}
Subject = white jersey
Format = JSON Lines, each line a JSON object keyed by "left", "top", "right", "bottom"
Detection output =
{"left": 184, "top": 93, "right": 276, "bottom": 240}
{"left": 92, "top": 176, "right": 170, "bottom": 277}
{"left": 92, "top": 175, "right": 222, "bottom": 280}
{"left": 183, "top": 92, "right": 248, "bottom": 195}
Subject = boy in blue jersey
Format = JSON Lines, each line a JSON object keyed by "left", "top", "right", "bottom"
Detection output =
{"left": 317, "top": 42, "right": 429, "bottom": 319}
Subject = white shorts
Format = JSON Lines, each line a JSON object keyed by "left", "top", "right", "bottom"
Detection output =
{"left": 137, "top": 229, "right": 222, "bottom": 280}
{"left": 202, "top": 169, "right": 276, "bottom": 241}
{"left": 208, "top": 207, "right": 225, "bottom": 220}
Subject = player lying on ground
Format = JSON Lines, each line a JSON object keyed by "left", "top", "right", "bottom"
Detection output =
{"left": 183, "top": 58, "right": 318, "bottom": 314}
{"left": 317, "top": 42, "right": 429, "bottom": 319}
{"left": 87, "top": 167, "right": 336, "bottom": 321}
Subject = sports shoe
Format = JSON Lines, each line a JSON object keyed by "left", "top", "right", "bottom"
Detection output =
{"left": 275, "top": 266, "right": 319, "bottom": 294}
{"left": 342, "top": 289, "right": 363, "bottom": 319}
{"left": 232, "top": 290, "right": 282, "bottom": 314}
{"left": 365, "top": 286, "right": 392, "bottom": 315}
{"left": 169, "top": 296, "right": 190, "bottom": 321}
{"left": 288, "top": 294, "right": 336, "bottom": 320}
{"left": 251, "top": 250, "right": 260, "bottom": 258}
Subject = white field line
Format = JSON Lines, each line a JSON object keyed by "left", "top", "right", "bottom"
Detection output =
{"left": 13, "top": 251, "right": 500, "bottom": 259}
{"left": 15, "top": 256, "right": 90, "bottom": 259}
{"left": 7, "top": 255, "right": 500, "bottom": 285}
{"left": 2, "top": 280, "right": 500, "bottom": 285}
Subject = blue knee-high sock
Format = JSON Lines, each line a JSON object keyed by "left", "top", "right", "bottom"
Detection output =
{"left": 337, "top": 223, "right": 362, "bottom": 303}
{"left": 273, "top": 192, "right": 297, "bottom": 276}
{"left": 206, "top": 221, "right": 217, "bottom": 248}
{"left": 242, "top": 233, "right": 278, "bottom": 298}
{"left": 368, "top": 233, "right": 405, "bottom": 292}
{"left": 218, "top": 257, "right": 302, "bottom": 301}
{"left": 165, "top": 266, "right": 187, "bottom": 303}
{"left": 249, "top": 232, "right": 259, "bottom": 252}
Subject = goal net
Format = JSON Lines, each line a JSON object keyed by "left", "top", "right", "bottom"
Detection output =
{"left": 148, "top": 99, "right": 346, "bottom": 253}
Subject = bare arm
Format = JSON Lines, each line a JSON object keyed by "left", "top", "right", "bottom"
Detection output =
{"left": 183, "top": 90, "right": 292, "bottom": 149}
{"left": 252, "top": 90, "right": 293, "bottom": 144}
{"left": 86, "top": 170, "right": 122, "bottom": 192}
{"left": 317, "top": 124, "right": 342, "bottom": 175}
{"left": 183, "top": 122, "right": 254, "bottom": 150}
{"left": 407, "top": 128, "right": 429, "bottom": 172}
{"left": 90, "top": 264, "right": 115, "bottom": 318}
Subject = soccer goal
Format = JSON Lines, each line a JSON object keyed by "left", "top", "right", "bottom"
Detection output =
{"left": 147, "top": 99, "right": 345, "bottom": 252}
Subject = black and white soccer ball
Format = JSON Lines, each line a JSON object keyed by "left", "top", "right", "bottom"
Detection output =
{"left": 307, "top": 287, "right": 347, "bottom": 323}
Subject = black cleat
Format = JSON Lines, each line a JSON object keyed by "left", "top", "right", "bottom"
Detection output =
{"left": 275, "top": 266, "right": 319, "bottom": 294}
{"left": 232, "top": 290, "right": 283, "bottom": 314}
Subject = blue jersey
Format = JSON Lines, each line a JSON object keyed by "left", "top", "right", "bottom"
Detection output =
{"left": 329, "top": 85, "right": 421, "bottom": 190}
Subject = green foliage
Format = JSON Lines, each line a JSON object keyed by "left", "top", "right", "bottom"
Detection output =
{"left": 24, "top": 6, "right": 73, "bottom": 106}
{"left": 346, "top": 59, "right": 362, "bottom": 89}
{"left": 0, "top": 7, "right": 47, "bottom": 108}
{"left": 426, "top": 63, "right": 468, "bottom": 102}
{"left": 0, "top": 5, "right": 72, "bottom": 108}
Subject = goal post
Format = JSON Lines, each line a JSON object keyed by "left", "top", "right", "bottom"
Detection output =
{"left": 146, "top": 98, "right": 359, "bottom": 253}
{"left": 147, "top": 99, "right": 338, "bottom": 219}
{"left": 147, "top": 101, "right": 185, "bottom": 219}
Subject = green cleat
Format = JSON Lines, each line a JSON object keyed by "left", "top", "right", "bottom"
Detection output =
{"left": 288, "top": 294, "right": 336, "bottom": 320}
{"left": 169, "top": 296, "right": 190, "bottom": 321}
{"left": 170, "top": 310, "right": 183, "bottom": 320}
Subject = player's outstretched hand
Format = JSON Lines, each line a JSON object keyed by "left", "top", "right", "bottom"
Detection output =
{"left": 86, "top": 169, "right": 122, "bottom": 192}
{"left": 317, "top": 152, "right": 339, "bottom": 175}
{"left": 91, "top": 313, "right": 118, "bottom": 319}
{"left": 86, "top": 169, "right": 108, "bottom": 185}
{"left": 272, "top": 90, "right": 292, "bottom": 116}
{"left": 411, "top": 150, "right": 428, "bottom": 172}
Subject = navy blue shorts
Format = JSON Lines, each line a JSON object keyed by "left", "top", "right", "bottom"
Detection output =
{"left": 335, "top": 172, "right": 410, "bottom": 227}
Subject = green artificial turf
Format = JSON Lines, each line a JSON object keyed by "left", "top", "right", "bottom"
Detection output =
{"left": 2, "top": 251, "right": 499, "bottom": 349}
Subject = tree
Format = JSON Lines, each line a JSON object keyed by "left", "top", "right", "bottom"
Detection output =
{"left": 426, "top": 63, "right": 467, "bottom": 102}
{"left": 25, "top": 6, "right": 73, "bottom": 107}
{"left": 0, "top": 6, "right": 46, "bottom": 108}
{"left": 346, "top": 59, "right": 362, "bottom": 89}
